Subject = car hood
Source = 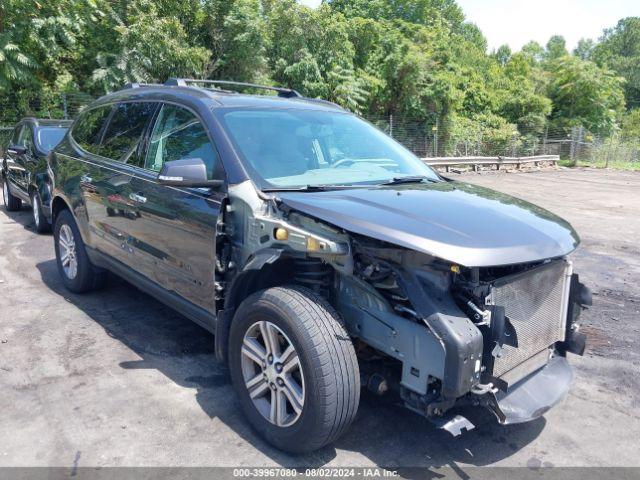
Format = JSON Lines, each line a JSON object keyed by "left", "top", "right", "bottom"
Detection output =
{"left": 276, "top": 181, "right": 579, "bottom": 267}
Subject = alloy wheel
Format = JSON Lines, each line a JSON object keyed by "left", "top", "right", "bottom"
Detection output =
{"left": 241, "top": 320, "right": 305, "bottom": 427}
{"left": 58, "top": 224, "right": 78, "bottom": 279}
{"left": 2, "top": 180, "right": 8, "bottom": 206}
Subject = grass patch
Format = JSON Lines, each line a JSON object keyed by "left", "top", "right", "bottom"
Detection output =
{"left": 558, "top": 159, "right": 640, "bottom": 171}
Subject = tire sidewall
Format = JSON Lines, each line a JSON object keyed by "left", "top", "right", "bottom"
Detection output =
{"left": 3, "top": 176, "right": 20, "bottom": 211}
{"left": 229, "top": 291, "right": 329, "bottom": 450}
{"left": 31, "top": 191, "right": 49, "bottom": 233}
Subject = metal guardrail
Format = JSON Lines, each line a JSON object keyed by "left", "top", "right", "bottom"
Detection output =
{"left": 424, "top": 155, "right": 560, "bottom": 172}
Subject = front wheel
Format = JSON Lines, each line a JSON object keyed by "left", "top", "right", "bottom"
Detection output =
{"left": 229, "top": 286, "right": 360, "bottom": 453}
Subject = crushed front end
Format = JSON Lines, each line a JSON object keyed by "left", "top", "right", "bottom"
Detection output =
{"left": 223, "top": 181, "right": 591, "bottom": 434}
{"left": 337, "top": 239, "right": 591, "bottom": 431}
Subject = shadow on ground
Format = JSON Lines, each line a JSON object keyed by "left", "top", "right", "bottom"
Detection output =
{"left": 35, "top": 256, "right": 545, "bottom": 473}
{"left": 1, "top": 204, "right": 41, "bottom": 233}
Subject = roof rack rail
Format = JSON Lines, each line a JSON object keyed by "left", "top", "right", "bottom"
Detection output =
{"left": 165, "top": 78, "right": 303, "bottom": 98}
{"left": 123, "top": 82, "right": 161, "bottom": 89}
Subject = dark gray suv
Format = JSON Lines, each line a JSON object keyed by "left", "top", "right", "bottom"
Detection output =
{"left": 2, "top": 118, "right": 71, "bottom": 232}
{"left": 48, "top": 79, "right": 591, "bottom": 453}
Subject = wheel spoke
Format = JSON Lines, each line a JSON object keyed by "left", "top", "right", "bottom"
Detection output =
{"left": 242, "top": 337, "right": 266, "bottom": 366}
{"left": 68, "top": 259, "right": 77, "bottom": 279}
{"left": 282, "top": 375, "right": 304, "bottom": 414}
{"left": 246, "top": 373, "right": 269, "bottom": 399}
{"left": 282, "top": 350, "right": 300, "bottom": 374}
{"left": 270, "top": 390, "right": 287, "bottom": 426}
{"left": 260, "top": 321, "right": 280, "bottom": 357}
{"left": 280, "top": 344, "right": 295, "bottom": 365}
{"left": 61, "top": 252, "right": 70, "bottom": 266}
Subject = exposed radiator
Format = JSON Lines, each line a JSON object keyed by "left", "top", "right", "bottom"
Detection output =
{"left": 487, "top": 260, "right": 572, "bottom": 379}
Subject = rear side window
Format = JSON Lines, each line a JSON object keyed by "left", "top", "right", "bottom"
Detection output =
{"left": 100, "top": 102, "right": 157, "bottom": 164}
{"left": 37, "top": 127, "right": 68, "bottom": 153}
{"left": 72, "top": 105, "right": 112, "bottom": 155}
{"left": 17, "top": 125, "right": 35, "bottom": 151}
{"left": 144, "top": 104, "right": 220, "bottom": 179}
{"left": 11, "top": 125, "right": 23, "bottom": 145}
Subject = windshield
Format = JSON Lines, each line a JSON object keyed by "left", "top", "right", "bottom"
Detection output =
{"left": 37, "top": 127, "right": 68, "bottom": 153}
{"left": 220, "top": 109, "right": 440, "bottom": 189}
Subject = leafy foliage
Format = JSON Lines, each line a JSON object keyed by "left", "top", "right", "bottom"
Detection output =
{"left": 0, "top": 0, "right": 635, "bottom": 145}
{"left": 546, "top": 56, "right": 625, "bottom": 136}
{"left": 593, "top": 17, "right": 640, "bottom": 109}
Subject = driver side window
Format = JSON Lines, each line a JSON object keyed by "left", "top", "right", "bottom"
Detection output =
{"left": 144, "top": 104, "right": 220, "bottom": 180}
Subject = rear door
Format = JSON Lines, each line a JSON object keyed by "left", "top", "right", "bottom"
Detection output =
{"left": 72, "top": 102, "right": 158, "bottom": 265}
{"left": 127, "top": 103, "right": 224, "bottom": 313}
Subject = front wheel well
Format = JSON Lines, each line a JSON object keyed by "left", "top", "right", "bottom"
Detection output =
{"left": 51, "top": 196, "right": 70, "bottom": 223}
{"left": 215, "top": 255, "right": 336, "bottom": 363}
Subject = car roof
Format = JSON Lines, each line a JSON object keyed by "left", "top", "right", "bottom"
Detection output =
{"left": 90, "top": 80, "right": 346, "bottom": 113}
{"left": 20, "top": 118, "right": 73, "bottom": 128}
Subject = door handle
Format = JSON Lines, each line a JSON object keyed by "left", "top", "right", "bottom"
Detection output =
{"left": 129, "top": 192, "right": 147, "bottom": 204}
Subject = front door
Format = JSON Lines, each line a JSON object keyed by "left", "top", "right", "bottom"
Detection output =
{"left": 127, "top": 103, "right": 223, "bottom": 313}
{"left": 6, "top": 124, "right": 36, "bottom": 200}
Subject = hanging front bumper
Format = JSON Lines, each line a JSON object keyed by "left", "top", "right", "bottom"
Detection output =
{"left": 489, "top": 355, "right": 573, "bottom": 424}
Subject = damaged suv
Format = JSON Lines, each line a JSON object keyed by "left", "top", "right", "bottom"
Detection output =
{"left": 48, "top": 79, "right": 591, "bottom": 453}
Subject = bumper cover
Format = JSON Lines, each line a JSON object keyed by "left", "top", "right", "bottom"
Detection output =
{"left": 493, "top": 355, "right": 573, "bottom": 424}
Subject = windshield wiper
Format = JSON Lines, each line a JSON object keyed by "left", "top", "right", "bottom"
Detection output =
{"left": 262, "top": 183, "right": 380, "bottom": 192}
{"left": 380, "top": 176, "right": 436, "bottom": 186}
{"left": 262, "top": 184, "right": 354, "bottom": 193}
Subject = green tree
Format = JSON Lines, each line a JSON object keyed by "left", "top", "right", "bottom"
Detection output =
{"left": 328, "top": 0, "right": 464, "bottom": 30}
{"left": 493, "top": 44, "right": 512, "bottom": 66}
{"left": 89, "top": 0, "right": 210, "bottom": 93}
{"left": 0, "top": 34, "right": 37, "bottom": 91}
{"left": 521, "top": 41, "right": 545, "bottom": 63}
{"left": 620, "top": 108, "right": 640, "bottom": 140}
{"left": 546, "top": 55, "right": 625, "bottom": 135}
{"left": 593, "top": 17, "right": 640, "bottom": 108}
{"left": 574, "top": 38, "right": 595, "bottom": 60}
{"left": 203, "top": 0, "right": 268, "bottom": 82}
{"left": 545, "top": 35, "right": 568, "bottom": 60}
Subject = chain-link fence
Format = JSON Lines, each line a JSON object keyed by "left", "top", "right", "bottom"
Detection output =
{"left": 1, "top": 92, "right": 637, "bottom": 168}
{"left": 367, "top": 115, "right": 639, "bottom": 168}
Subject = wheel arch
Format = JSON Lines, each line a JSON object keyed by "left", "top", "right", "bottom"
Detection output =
{"left": 51, "top": 195, "right": 71, "bottom": 224}
{"left": 215, "top": 253, "right": 337, "bottom": 363}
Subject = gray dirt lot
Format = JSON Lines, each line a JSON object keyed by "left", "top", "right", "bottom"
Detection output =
{"left": 0, "top": 168, "right": 639, "bottom": 469}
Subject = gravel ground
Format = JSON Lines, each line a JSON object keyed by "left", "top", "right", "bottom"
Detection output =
{"left": 0, "top": 168, "right": 638, "bottom": 470}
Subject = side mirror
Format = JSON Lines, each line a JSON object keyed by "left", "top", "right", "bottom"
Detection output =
{"left": 158, "top": 157, "right": 223, "bottom": 188}
{"left": 7, "top": 145, "right": 27, "bottom": 156}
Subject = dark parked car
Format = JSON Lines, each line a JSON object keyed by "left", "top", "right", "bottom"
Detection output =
{"left": 47, "top": 79, "right": 591, "bottom": 453}
{"left": 1, "top": 118, "right": 71, "bottom": 232}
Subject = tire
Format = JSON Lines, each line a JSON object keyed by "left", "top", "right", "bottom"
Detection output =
{"left": 229, "top": 286, "right": 360, "bottom": 453}
{"left": 53, "top": 208, "right": 106, "bottom": 293}
{"left": 30, "top": 190, "right": 51, "bottom": 234}
{"left": 2, "top": 177, "right": 22, "bottom": 211}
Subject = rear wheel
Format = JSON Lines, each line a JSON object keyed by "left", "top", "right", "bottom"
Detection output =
{"left": 30, "top": 191, "right": 50, "bottom": 234}
{"left": 53, "top": 209, "right": 106, "bottom": 293}
{"left": 2, "top": 177, "right": 22, "bottom": 211}
{"left": 229, "top": 286, "right": 360, "bottom": 453}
